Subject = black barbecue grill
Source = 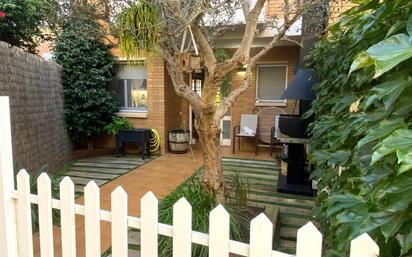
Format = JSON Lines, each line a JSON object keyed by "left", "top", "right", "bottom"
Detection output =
{"left": 276, "top": 69, "right": 318, "bottom": 196}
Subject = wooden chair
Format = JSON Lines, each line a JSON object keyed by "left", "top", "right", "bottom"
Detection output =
{"left": 255, "top": 107, "right": 286, "bottom": 155}
{"left": 232, "top": 114, "right": 258, "bottom": 153}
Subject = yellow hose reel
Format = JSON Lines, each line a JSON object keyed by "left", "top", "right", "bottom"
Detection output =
{"left": 150, "top": 128, "right": 160, "bottom": 153}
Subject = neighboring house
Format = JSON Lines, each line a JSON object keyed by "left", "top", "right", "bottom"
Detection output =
{"left": 38, "top": 0, "right": 350, "bottom": 154}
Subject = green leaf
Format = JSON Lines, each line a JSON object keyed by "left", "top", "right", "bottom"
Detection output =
{"left": 371, "top": 78, "right": 412, "bottom": 110}
{"left": 357, "top": 118, "right": 406, "bottom": 148}
{"left": 349, "top": 51, "right": 374, "bottom": 75}
{"left": 367, "top": 34, "right": 412, "bottom": 78}
{"left": 327, "top": 150, "right": 351, "bottom": 165}
{"left": 407, "top": 14, "right": 412, "bottom": 37}
{"left": 400, "top": 230, "right": 412, "bottom": 255}
{"left": 381, "top": 213, "right": 407, "bottom": 240}
{"left": 372, "top": 129, "right": 412, "bottom": 164}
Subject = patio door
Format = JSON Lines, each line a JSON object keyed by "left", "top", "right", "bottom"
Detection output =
{"left": 220, "top": 111, "right": 232, "bottom": 146}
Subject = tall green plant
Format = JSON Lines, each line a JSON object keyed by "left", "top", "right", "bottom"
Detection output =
{"left": 116, "top": 1, "right": 159, "bottom": 60}
{"left": 0, "top": 0, "right": 59, "bottom": 53}
{"left": 158, "top": 171, "right": 252, "bottom": 257}
{"left": 307, "top": 1, "right": 412, "bottom": 256}
{"left": 54, "top": 4, "right": 119, "bottom": 142}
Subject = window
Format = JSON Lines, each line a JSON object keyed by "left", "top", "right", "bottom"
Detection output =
{"left": 110, "top": 65, "right": 147, "bottom": 112}
{"left": 256, "top": 65, "right": 287, "bottom": 103}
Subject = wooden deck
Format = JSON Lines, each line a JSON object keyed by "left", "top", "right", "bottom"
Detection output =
{"left": 222, "top": 157, "right": 317, "bottom": 254}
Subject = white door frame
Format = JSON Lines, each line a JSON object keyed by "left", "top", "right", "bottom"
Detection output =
{"left": 220, "top": 114, "right": 232, "bottom": 146}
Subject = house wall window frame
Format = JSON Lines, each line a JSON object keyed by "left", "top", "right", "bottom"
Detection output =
{"left": 112, "top": 63, "right": 148, "bottom": 117}
{"left": 255, "top": 64, "right": 288, "bottom": 106}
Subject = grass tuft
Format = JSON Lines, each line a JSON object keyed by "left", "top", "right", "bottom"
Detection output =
{"left": 158, "top": 170, "right": 253, "bottom": 257}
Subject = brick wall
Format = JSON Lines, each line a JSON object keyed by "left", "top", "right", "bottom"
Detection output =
{"left": 95, "top": 58, "right": 182, "bottom": 154}
{"left": 266, "top": 0, "right": 284, "bottom": 18}
{"left": 164, "top": 63, "right": 185, "bottom": 150}
{"left": 0, "top": 42, "right": 72, "bottom": 173}
{"left": 231, "top": 45, "right": 300, "bottom": 150}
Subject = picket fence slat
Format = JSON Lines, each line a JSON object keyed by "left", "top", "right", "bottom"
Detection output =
{"left": 0, "top": 96, "right": 386, "bottom": 257}
{"left": 173, "top": 197, "right": 192, "bottom": 257}
{"left": 60, "top": 177, "right": 76, "bottom": 257}
{"left": 209, "top": 204, "right": 230, "bottom": 257}
{"left": 38, "top": 173, "right": 54, "bottom": 257}
{"left": 350, "top": 233, "right": 379, "bottom": 257}
{"left": 141, "top": 191, "right": 158, "bottom": 257}
{"left": 296, "top": 222, "right": 322, "bottom": 257}
{"left": 84, "top": 182, "right": 101, "bottom": 257}
{"left": 111, "top": 187, "right": 128, "bottom": 257}
{"left": 0, "top": 96, "right": 18, "bottom": 257}
{"left": 16, "top": 170, "right": 34, "bottom": 257}
{"left": 250, "top": 213, "right": 273, "bottom": 257}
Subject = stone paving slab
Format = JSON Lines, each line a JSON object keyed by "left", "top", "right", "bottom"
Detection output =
{"left": 66, "top": 171, "right": 119, "bottom": 180}
{"left": 66, "top": 155, "right": 154, "bottom": 193}
{"left": 70, "top": 166, "right": 129, "bottom": 174}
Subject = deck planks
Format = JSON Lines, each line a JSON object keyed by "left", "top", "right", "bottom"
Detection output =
{"left": 222, "top": 157, "right": 316, "bottom": 254}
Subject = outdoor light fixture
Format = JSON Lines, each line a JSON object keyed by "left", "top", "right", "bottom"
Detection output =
{"left": 237, "top": 64, "right": 247, "bottom": 73}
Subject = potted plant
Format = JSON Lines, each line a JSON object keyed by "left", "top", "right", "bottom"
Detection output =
{"left": 168, "top": 112, "right": 190, "bottom": 153}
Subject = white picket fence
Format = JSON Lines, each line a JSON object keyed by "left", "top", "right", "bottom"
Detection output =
{"left": 0, "top": 96, "right": 380, "bottom": 257}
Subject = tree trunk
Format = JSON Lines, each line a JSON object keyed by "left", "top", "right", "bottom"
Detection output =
{"left": 195, "top": 114, "right": 226, "bottom": 203}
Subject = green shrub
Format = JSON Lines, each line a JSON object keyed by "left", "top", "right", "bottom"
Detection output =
{"left": 307, "top": 1, "right": 412, "bottom": 256}
{"left": 54, "top": 3, "right": 119, "bottom": 142}
{"left": 104, "top": 116, "right": 133, "bottom": 135}
{"left": 0, "top": 0, "right": 59, "bottom": 53}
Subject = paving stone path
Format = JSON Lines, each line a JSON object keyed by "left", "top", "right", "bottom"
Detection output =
{"left": 66, "top": 155, "right": 154, "bottom": 194}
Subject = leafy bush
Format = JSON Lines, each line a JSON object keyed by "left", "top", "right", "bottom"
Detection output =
{"left": 104, "top": 116, "right": 133, "bottom": 135}
{"left": 158, "top": 172, "right": 252, "bottom": 257}
{"left": 307, "top": 1, "right": 412, "bottom": 256}
{"left": 0, "top": 0, "right": 59, "bottom": 53}
{"left": 54, "top": 4, "right": 119, "bottom": 142}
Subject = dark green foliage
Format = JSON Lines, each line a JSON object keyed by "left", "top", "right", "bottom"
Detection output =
{"left": 0, "top": 0, "right": 59, "bottom": 53}
{"left": 54, "top": 5, "right": 119, "bottom": 142}
{"left": 158, "top": 171, "right": 252, "bottom": 257}
{"left": 307, "top": 1, "right": 412, "bottom": 256}
{"left": 104, "top": 116, "right": 133, "bottom": 135}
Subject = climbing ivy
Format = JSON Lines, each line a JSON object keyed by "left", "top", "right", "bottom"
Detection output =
{"left": 307, "top": 1, "right": 412, "bottom": 256}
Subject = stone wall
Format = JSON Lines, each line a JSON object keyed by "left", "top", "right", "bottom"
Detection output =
{"left": 0, "top": 42, "right": 72, "bottom": 173}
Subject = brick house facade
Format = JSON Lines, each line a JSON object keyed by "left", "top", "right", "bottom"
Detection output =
{"left": 38, "top": 0, "right": 351, "bottom": 154}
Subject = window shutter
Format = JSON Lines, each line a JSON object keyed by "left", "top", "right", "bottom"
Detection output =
{"left": 257, "top": 66, "right": 287, "bottom": 101}
{"left": 117, "top": 65, "right": 147, "bottom": 79}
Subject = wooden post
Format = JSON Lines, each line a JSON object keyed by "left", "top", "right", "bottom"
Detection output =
{"left": 350, "top": 233, "right": 379, "bottom": 257}
{"left": 38, "top": 173, "right": 54, "bottom": 257}
{"left": 209, "top": 204, "right": 230, "bottom": 257}
{"left": 173, "top": 197, "right": 192, "bottom": 257}
{"left": 111, "top": 186, "right": 128, "bottom": 257}
{"left": 0, "top": 96, "right": 18, "bottom": 257}
{"left": 296, "top": 222, "right": 322, "bottom": 257}
{"left": 141, "top": 192, "right": 158, "bottom": 257}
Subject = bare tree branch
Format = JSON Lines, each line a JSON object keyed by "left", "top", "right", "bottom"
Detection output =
{"left": 215, "top": 12, "right": 301, "bottom": 120}
{"left": 157, "top": 46, "right": 201, "bottom": 115}
{"left": 216, "top": 0, "right": 267, "bottom": 77}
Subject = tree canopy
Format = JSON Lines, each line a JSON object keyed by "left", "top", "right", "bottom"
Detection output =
{"left": 0, "top": 0, "right": 59, "bottom": 53}
{"left": 116, "top": 0, "right": 331, "bottom": 200}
